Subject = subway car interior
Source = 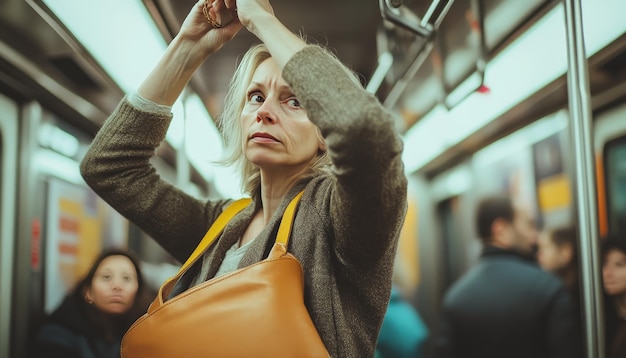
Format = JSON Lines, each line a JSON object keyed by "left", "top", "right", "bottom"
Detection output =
{"left": 1, "top": 0, "right": 625, "bottom": 357}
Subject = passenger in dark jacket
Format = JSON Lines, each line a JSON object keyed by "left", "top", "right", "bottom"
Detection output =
{"left": 33, "top": 249, "right": 148, "bottom": 358}
{"left": 435, "top": 195, "right": 582, "bottom": 358}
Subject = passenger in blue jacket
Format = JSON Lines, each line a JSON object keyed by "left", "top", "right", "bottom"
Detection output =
{"left": 376, "top": 285, "right": 429, "bottom": 358}
{"left": 435, "top": 195, "right": 582, "bottom": 358}
{"left": 33, "top": 249, "right": 148, "bottom": 358}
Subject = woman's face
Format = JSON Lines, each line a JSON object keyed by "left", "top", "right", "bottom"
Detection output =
{"left": 240, "top": 58, "right": 324, "bottom": 173}
{"left": 537, "top": 233, "right": 570, "bottom": 273}
{"left": 603, "top": 249, "right": 626, "bottom": 296}
{"left": 85, "top": 255, "right": 139, "bottom": 314}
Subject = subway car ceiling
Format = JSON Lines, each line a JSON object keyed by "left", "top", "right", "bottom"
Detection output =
{"left": 1, "top": 0, "right": 625, "bottom": 188}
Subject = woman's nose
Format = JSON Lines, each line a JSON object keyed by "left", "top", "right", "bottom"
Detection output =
{"left": 111, "top": 279, "right": 123, "bottom": 291}
{"left": 256, "top": 101, "right": 277, "bottom": 124}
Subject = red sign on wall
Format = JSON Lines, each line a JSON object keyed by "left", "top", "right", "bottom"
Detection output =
{"left": 31, "top": 218, "right": 41, "bottom": 271}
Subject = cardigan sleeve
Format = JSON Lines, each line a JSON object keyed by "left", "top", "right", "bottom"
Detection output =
{"left": 80, "top": 98, "right": 230, "bottom": 263}
{"left": 283, "top": 46, "right": 408, "bottom": 270}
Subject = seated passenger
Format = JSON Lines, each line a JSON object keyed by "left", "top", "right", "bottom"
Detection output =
{"left": 33, "top": 249, "right": 147, "bottom": 358}
{"left": 601, "top": 234, "right": 626, "bottom": 358}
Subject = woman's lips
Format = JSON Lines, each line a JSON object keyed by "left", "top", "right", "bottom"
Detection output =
{"left": 250, "top": 132, "right": 280, "bottom": 143}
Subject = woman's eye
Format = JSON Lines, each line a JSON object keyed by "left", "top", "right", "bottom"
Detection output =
{"left": 102, "top": 275, "right": 111, "bottom": 280}
{"left": 287, "top": 98, "right": 301, "bottom": 108}
{"left": 249, "top": 93, "right": 264, "bottom": 103}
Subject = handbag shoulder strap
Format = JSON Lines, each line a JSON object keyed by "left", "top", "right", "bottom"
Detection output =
{"left": 276, "top": 190, "right": 304, "bottom": 246}
{"left": 178, "top": 198, "right": 251, "bottom": 273}
{"left": 180, "top": 190, "right": 303, "bottom": 270}
{"left": 178, "top": 190, "right": 304, "bottom": 274}
{"left": 152, "top": 198, "right": 250, "bottom": 309}
{"left": 154, "top": 191, "right": 304, "bottom": 308}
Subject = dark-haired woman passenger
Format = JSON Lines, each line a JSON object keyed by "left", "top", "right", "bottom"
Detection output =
{"left": 602, "top": 235, "right": 626, "bottom": 358}
{"left": 33, "top": 249, "right": 148, "bottom": 358}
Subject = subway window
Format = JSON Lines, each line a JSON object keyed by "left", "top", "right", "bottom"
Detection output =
{"left": 604, "top": 135, "right": 626, "bottom": 234}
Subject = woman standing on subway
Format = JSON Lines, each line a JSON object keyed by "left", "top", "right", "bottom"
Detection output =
{"left": 80, "top": 0, "right": 407, "bottom": 356}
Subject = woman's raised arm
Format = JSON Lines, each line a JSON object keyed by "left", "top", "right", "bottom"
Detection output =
{"left": 138, "top": 0, "right": 242, "bottom": 105}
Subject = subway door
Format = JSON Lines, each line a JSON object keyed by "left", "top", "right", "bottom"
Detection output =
{"left": 436, "top": 193, "right": 477, "bottom": 289}
{"left": 0, "top": 93, "right": 19, "bottom": 358}
{"left": 12, "top": 101, "right": 134, "bottom": 357}
{"left": 13, "top": 101, "right": 48, "bottom": 358}
{"left": 594, "top": 101, "right": 626, "bottom": 237}
{"left": 437, "top": 198, "right": 462, "bottom": 289}
{"left": 408, "top": 174, "right": 444, "bottom": 355}
{"left": 431, "top": 164, "right": 477, "bottom": 290}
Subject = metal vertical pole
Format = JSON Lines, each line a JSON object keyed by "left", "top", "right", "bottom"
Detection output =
{"left": 562, "top": 1, "right": 604, "bottom": 357}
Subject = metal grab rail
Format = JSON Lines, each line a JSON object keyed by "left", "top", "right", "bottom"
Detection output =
{"left": 379, "top": 2, "right": 430, "bottom": 38}
{"left": 379, "top": 0, "right": 455, "bottom": 39}
{"left": 383, "top": 39, "right": 434, "bottom": 109}
{"left": 376, "top": 0, "right": 455, "bottom": 108}
{"left": 562, "top": 0, "right": 604, "bottom": 357}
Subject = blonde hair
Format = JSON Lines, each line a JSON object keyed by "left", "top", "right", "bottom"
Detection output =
{"left": 218, "top": 44, "right": 331, "bottom": 195}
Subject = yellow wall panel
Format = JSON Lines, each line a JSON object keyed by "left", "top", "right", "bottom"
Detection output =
{"left": 537, "top": 174, "right": 571, "bottom": 212}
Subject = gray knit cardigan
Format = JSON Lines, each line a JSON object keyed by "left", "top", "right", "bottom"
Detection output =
{"left": 80, "top": 45, "right": 408, "bottom": 357}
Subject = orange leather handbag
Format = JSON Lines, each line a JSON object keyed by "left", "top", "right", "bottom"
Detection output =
{"left": 121, "top": 191, "right": 329, "bottom": 357}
